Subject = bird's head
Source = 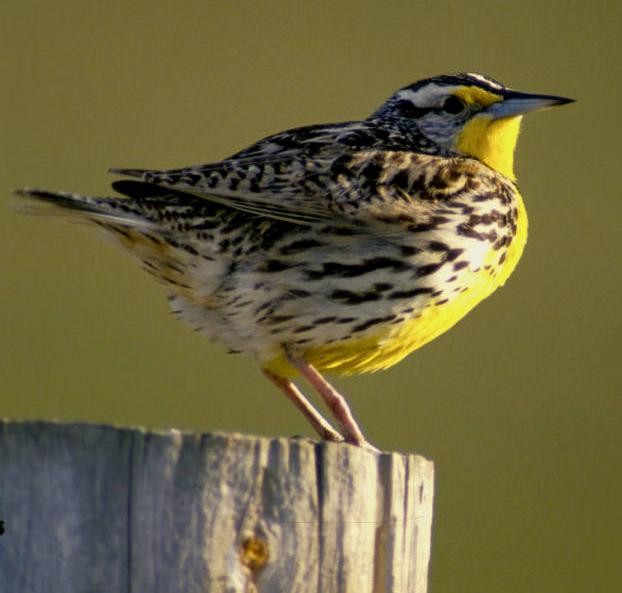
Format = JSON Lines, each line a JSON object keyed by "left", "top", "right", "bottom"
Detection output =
{"left": 372, "top": 73, "right": 574, "bottom": 180}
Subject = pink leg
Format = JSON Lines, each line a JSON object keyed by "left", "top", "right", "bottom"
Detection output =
{"left": 262, "top": 369, "right": 344, "bottom": 443}
{"left": 287, "top": 356, "right": 374, "bottom": 449}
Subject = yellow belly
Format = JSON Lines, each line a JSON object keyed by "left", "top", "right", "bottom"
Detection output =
{"left": 265, "top": 191, "right": 528, "bottom": 377}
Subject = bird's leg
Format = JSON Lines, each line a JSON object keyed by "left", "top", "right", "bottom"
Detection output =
{"left": 286, "top": 355, "right": 372, "bottom": 449}
{"left": 262, "top": 369, "right": 344, "bottom": 443}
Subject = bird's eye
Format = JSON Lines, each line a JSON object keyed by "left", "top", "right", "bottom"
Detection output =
{"left": 441, "top": 96, "right": 466, "bottom": 114}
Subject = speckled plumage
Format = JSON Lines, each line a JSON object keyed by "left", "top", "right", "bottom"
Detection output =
{"left": 17, "top": 73, "right": 573, "bottom": 447}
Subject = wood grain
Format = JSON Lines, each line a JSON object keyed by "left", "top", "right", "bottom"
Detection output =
{"left": 0, "top": 421, "right": 433, "bottom": 592}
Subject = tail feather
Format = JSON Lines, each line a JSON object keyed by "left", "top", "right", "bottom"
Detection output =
{"left": 108, "top": 167, "right": 151, "bottom": 178}
{"left": 13, "top": 183, "right": 273, "bottom": 303}
{"left": 13, "top": 186, "right": 233, "bottom": 300}
{"left": 14, "top": 187, "right": 159, "bottom": 231}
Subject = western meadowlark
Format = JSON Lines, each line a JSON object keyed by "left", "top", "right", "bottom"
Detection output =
{"left": 17, "top": 73, "right": 573, "bottom": 449}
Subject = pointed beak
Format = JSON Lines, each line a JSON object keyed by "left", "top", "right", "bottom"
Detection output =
{"left": 488, "top": 90, "right": 575, "bottom": 120}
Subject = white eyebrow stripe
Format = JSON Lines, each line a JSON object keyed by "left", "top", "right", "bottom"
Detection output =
{"left": 396, "top": 84, "right": 457, "bottom": 107}
{"left": 465, "top": 73, "right": 504, "bottom": 90}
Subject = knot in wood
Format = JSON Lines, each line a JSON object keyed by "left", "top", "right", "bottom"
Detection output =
{"left": 240, "top": 536, "right": 269, "bottom": 572}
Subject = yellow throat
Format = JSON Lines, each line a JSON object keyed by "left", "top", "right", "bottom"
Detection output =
{"left": 455, "top": 114, "right": 523, "bottom": 180}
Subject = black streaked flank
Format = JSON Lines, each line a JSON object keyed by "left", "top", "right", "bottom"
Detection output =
{"left": 376, "top": 213, "right": 417, "bottom": 224}
{"left": 306, "top": 257, "right": 411, "bottom": 280}
{"left": 408, "top": 216, "right": 451, "bottom": 233}
{"left": 315, "top": 316, "right": 337, "bottom": 324}
{"left": 428, "top": 241, "right": 450, "bottom": 251}
{"left": 352, "top": 315, "right": 397, "bottom": 333}
{"left": 336, "top": 317, "right": 357, "bottom": 324}
{"left": 263, "top": 259, "right": 294, "bottom": 272}
{"left": 400, "top": 245, "right": 422, "bottom": 257}
{"left": 456, "top": 223, "right": 484, "bottom": 240}
{"left": 493, "top": 236, "right": 509, "bottom": 250}
{"left": 266, "top": 315, "right": 296, "bottom": 324}
{"left": 279, "top": 238, "right": 324, "bottom": 255}
{"left": 330, "top": 289, "right": 382, "bottom": 304}
{"left": 286, "top": 289, "right": 311, "bottom": 298}
{"left": 181, "top": 243, "right": 199, "bottom": 256}
{"left": 388, "top": 287, "right": 434, "bottom": 299}
{"left": 445, "top": 248, "right": 463, "bottom": 261}
{"left": 318, "top": 225, "right": 359, "bottom": 236}
{"left": 417, "top": 262, "right": 444, "bottom": 277}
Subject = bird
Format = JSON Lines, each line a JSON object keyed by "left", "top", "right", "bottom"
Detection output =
{"left": 16, "top": 73, "right": 573, "bottom": 450}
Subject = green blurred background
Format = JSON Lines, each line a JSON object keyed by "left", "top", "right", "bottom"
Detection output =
{"left": 2, "top": 1, "right": 620, "bottom": 591}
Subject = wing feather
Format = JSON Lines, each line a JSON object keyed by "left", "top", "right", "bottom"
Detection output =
{"left": 108, "top": 121, "right": 407, "bottom": 225}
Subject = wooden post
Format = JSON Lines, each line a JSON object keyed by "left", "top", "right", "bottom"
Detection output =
{"left": 0, "top": 421, "right": 434, "bottom": 593}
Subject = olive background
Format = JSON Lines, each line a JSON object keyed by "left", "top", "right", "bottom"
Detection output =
{"left": 2, "top": 1, "right": 620, "bottom": 591}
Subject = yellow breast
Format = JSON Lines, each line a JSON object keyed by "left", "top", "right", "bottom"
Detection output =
{"left": 265, "top": 190, "right": 528, "bottom": 378}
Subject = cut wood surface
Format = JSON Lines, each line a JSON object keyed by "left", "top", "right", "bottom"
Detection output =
{"left": 0, "top": 421, "right": 434, "bottom": 593}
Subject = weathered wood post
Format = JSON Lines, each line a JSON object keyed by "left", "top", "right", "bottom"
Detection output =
{"left": 0, "top": 421, "right": 433, "bottom": 592}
